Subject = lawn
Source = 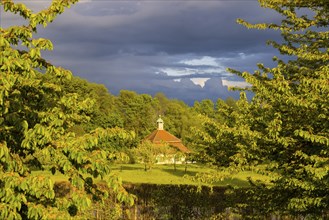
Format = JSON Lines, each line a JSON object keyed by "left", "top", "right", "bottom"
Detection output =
{"left": 111, "top": 163, "right": 269, "bottom": 187}
{"left": 32, "top": 163, "right": 270, "bottom": 187}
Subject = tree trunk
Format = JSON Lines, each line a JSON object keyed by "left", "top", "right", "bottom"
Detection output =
{"left": 185, "top": 159, "right": 187, "bottom": 173}
{"left": 174, "top": 157, "right": 176, "bottom": 171}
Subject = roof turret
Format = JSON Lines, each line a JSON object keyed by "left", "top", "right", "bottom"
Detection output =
{"left": 156, "top": 115, "right": 164, "bottom": 130}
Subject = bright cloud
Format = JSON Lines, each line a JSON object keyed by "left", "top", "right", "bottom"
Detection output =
{"left": 160, "top": 67, "right": 226, "bottom": 77}
{"left": 179, "top": 56, "right": 219, "bottom": 67}
{"left": 190, "top": 78, "right": 210, "bottom": 88}
{"left": 159, "top": 56, "right": 227, "bottom": 77}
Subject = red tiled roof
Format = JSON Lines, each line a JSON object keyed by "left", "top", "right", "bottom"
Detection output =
{"left": 144, "top": 129, "right": 191, "bottom": 153}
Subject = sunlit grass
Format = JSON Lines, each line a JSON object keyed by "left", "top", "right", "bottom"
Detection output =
{"left": 111, "top": 163, "right": 271, "bottom": 187}
{"left": 31, "top": 163, "right": 271, "bottom": 187}
{"left": 111, "top": 163, "right": 210, "bottom": 185}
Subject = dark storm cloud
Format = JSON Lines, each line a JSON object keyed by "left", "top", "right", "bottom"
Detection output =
{"left": 42, "top": 1, "right": 280, "bottom": 57}
{"left": 2, "top": 0, "right": 283, "bottom": 103}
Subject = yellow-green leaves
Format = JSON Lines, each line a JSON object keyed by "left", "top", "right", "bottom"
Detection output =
{"left": 0, "top": 142, "right": 10, "bottom": 161}
{"left": 32, "top": 38, "right": 53, "bottom": 50}
{"left": 1, "top": 0, "right": 135, "bottom": 218}
{"left": 2, "top": 0, "right": 32, "bottom": 19}
{"left": 223, "top": 0, "right": 329, "bottom": 217}
{"left": 29, "top": 48, "right": 40, "bottom": 59}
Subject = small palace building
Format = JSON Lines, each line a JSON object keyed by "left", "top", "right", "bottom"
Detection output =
{"left": 144, "top": 116, "right": 190, "bottom": 164}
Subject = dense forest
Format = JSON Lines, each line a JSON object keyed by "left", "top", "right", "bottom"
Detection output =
{"left": 1, "top": 0, "right": 328, "bottom": 219}
{"left": 49, "top": 74, "right": 237, "bottom": 146}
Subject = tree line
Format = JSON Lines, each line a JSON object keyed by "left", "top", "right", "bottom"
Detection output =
{"left": 46, "top": 74, "right": 237, "bottom": 146}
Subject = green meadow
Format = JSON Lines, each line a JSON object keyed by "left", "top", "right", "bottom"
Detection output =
{"left": 33, "top": 163, "right": 270, "bottom": 187}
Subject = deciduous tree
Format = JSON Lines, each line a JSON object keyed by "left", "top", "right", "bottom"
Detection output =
{"left": 225, "top": 0, "right": 328, "bottom": 217}
{"left": 0, "top": 0, "right": 133, "bottom": 218}
{"left": 191, "top": 0, "right": 328, "bottom": 217}
{"left": 132, "top": 141, "right": 159, "bottom": 171}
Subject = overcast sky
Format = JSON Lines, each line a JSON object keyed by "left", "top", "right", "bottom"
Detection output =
{"left": 2, "top": 0, "right": 283, "bottom": 105}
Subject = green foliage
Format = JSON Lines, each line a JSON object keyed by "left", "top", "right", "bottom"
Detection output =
{"left": 127, "top": 182, "right": 326, "bottom": 219}
{"left": 54, "top": 181, "right": 130, "bottom": 219}
{"left": 224, "top": 96, "right": 238, "bottom": 110}
{"left": 188, "top": 96, "right": 248, "bottom": 166}
{"left": 0, "top": 0, "right": 134, "bottom": 218}
{"left": 155, "top": 93, "right": 202, "bottom": 142}
{"left": 193, "top": 99, "right": 215, "bottom": 118}
{"left": 43, "top": 74, "right": 124, "bottom": 134}
{"left": 128, "top": 184, "right": 227, "bottom": 220}
{"left": 195, "top": 0, "right": 329, "bottom": 217}
{"left": 125, "top": 183, "right": 251, "bottom": 220}
{"left": 131, "top": 141, "right": 163, "bottom": 171}
{"left": 116, "top": 90, "right": 159, "bottom": 138}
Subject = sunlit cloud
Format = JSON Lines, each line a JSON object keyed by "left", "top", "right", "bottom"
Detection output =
{"left": 159, "top": 56, "right": 228, "bottom": 77}
{"left": 190, "top": 78, "right": 210, "bottom": 88}
{"left": 179, "top": 56, "right": 219, "bottom": 67}
{"left": 159, "top": 67, "right": 227, "bottom": 77}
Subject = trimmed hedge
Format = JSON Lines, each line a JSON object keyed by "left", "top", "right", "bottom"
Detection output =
{"left": 124, "top": 184, "right": 247, "bottom": 219}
